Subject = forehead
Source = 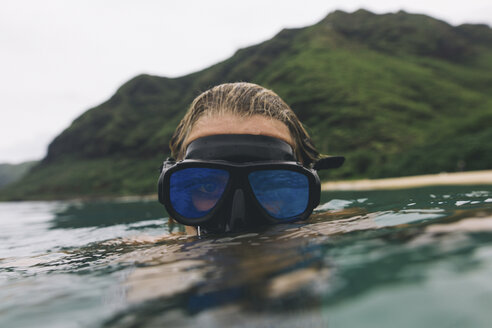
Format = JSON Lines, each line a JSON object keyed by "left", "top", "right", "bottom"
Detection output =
{"left": 184, "top": 114, "right": 294, "bottom": 149}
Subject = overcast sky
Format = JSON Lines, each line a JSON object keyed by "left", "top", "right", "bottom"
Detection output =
{"left": 1, "top": 0, "right": 491, "bottom": 163}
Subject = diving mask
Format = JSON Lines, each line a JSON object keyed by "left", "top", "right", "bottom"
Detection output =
{"left": 158, "top": 134, "right": 344, "bottom": 233}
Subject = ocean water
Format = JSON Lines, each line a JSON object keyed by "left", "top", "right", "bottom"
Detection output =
{"left": 1, "top": 185, "right": 492, "bottom": 327}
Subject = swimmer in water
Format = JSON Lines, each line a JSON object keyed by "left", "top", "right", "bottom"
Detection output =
{"left": 158, "top": 83, "right": 344, "bottom": 234}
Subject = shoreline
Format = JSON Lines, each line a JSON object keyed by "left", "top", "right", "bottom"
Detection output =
{"left": 322, "top": 170, "right": 492, "bottom": 191}
{"left": 87, "top": 170, "right": 492, "bottom": 201}
{"left": 3, "top": 170, "right": 491, "bottom": 203}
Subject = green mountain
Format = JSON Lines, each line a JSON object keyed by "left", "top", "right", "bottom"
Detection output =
{"left": 0, "top": 161, "right": 38, "bottom": 189}
{"left": 2, "top": 9, "right": 491, "bottom": 200}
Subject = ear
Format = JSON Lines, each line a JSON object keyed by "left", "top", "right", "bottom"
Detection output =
{"left": 313, "top": 156, "right": 345, "bottom": 171}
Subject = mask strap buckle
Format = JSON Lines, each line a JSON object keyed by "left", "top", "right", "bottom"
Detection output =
{"left": 313, "top": 156, "right": 345, "bottom": 171}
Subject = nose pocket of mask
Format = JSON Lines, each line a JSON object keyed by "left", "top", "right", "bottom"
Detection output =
{"left": 227, "top": 189, "right": 246, "bottom": 231}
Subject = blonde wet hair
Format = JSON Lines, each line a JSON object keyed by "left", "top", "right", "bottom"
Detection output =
{"left": 169, "top": 82, "right": 319, "bottom": 166}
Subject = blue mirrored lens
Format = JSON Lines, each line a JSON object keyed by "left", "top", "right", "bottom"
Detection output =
{"left": 170, "top": 168, "right": 229, "bottom": 219}
{"left": 248, "top": 170, "right": 309, "bottom": 219}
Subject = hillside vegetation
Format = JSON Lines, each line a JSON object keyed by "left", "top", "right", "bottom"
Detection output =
{"left": 2, "top": 9, "right": 491, "bottom": 200}
{"left": 0, "top": 161, "right": 38, "bottom": 189}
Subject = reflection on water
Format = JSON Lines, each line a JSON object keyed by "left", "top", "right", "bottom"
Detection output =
{"left": 51, "top": 200, "right": 165, "bottom": 229}
{"left": 0, "top": 186, "right": 492, "bottom": 327}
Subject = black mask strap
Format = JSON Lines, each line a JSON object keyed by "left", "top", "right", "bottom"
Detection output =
{"left": 185, "top": 134, "right": 296, "bottom": 162}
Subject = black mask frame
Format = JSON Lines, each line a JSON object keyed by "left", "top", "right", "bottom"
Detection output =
{"left": 158, "top": 159, "right": 321, "bottom": 229}
{"left": 157, "top": 134, "right": 345, "bottom": 232}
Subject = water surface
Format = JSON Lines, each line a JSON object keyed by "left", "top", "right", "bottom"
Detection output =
{"left": 1, "top": 186, "right": 492, "bottom": 327}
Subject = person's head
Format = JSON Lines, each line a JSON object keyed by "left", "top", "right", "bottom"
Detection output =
{"left": 169, "top": 82, "right": 319, "bottom": 166}
{"left": 158, "top": 83, "right": 344, "bottom": 234}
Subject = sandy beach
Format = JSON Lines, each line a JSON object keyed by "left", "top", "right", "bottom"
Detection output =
{"left": 322, "top": 170, "right": 492, "bottom": 191}
{"left": 67, "top": 170, "right": 492, "bottom": 202}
